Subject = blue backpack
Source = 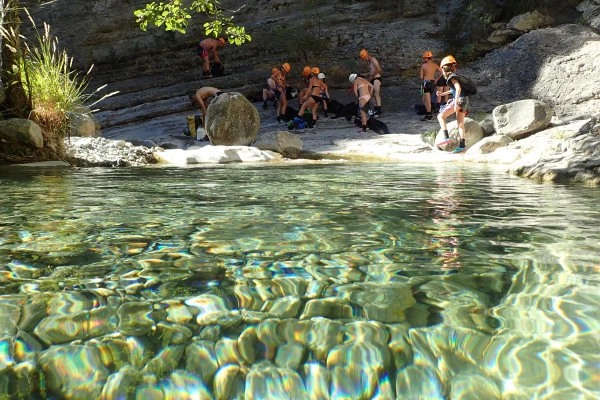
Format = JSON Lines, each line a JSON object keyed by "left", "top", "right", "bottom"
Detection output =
{"left": 287, "top": 117, "right": 307, "bottom": 130}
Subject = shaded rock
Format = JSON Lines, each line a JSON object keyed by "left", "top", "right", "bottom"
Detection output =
{"left": 252, "top": 131, "right": 303, "bottom": 158}
{"left": 578, "top": 0, "right": 600, "bottom": 30}
{"left": 488, "top": 27, "right": 522, "bottom": 44}
{"left": 117, "top": 301, "right": 155, "bottom": 335}
{"left": 479, "top": 118, "right": 495, "bottom": 136}
{"left": 493, "top": 99, "right": 553, "bottom": 139}
{"left": 205, "top": 92, "right": 260, "bottom": 146}
{"left": 67, "top": 110, "right": 100, "bottom": 137}
{"left": 0, "top": 119, "right": 43, "bottom": 148}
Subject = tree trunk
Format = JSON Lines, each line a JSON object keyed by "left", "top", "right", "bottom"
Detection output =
{"left": 1, "top": 0, "right": 30, "bottom": 118}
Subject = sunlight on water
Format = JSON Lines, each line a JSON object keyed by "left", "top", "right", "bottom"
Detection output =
{"left": 0, "top": 162, "right": 599, "bottom": 399}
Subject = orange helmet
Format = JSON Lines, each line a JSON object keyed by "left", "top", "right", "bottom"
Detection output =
{"left": 218, "top": 38, "right": 226, "bottom": 46}
{"left": 282, "top": 62, "right": 291, "bottom": 72}
{"left": 311, "top": 67, "right": 320, "bottom": 75}
{"left": 441, "top": 55, "right": 457, "bottom": 67}
{"left": 302, "top": 66, "right": 311, "bottom": 77}
{"left": 359, "top": 49, "right": 369, "bottom": 60}
{"left": 423, "top": 51, "right": 433, "bottom": 58}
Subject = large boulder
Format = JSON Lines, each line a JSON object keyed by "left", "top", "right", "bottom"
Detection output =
{"left": 252, "top": 131, "right": 303, "bottom": 158}
{"left": 467, "top": 134, "right": 514, "bottom": 155}
{"left": 507, "top": 10, "right": 554, "bottom": 32}
{"left": 578, "top": 0, "right": 600, "bottom": 31}
{"left": 0, "top": 118, "right": 44, "bottom": 148}
{"left": 205, "top": 92, "right": 260, "bottom": 146}
{"left": 435, "top": 118, "right": 484, "bottom": 152}
{"left": 493, "top": 100, "right": 553, "bottom": 139}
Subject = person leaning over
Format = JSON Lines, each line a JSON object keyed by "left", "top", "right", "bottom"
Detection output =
{"left": 420, "top": 51, "right": 443, "bottom": 121}
{"left": 360, "top": 49, "right": 382, "bottom": 117}
{"left": 436, "top": 55, "right": 470, "bottom": 153}
{"left": 297, "top": 67, "right": 324, "bottom": 127}
{"left": 189, "top": 86, "right": 224, "bottom": 117}
{"left": 197, "top": 37, "right": 226, "bottom": 79}
{"left": 349, "top": 73, "right": 374, "bottom": 133}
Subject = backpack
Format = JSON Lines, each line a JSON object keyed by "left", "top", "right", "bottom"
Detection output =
{"left": 447, "top": 73, "right": 477, "bottom": 96}
{"left": 211, "top": 62, "right": 225, "bottom": 77}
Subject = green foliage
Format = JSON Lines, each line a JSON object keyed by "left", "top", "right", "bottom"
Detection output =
{"left": 134, "top": 0, "right": 251, "bottom": 45}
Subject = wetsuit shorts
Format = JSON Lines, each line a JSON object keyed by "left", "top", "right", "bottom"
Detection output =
{"left": 422, "top": 80, "right": 435, "bottom": 94}
{"left": 436, "top": 77, "right": 447, "bottom": 87}
{"left": 371, "top": 76, "right": 382, "bottom": 84}
{"left": 311, "top": 95, "right": 322, "bottom": 103}
{"left": 197, "top": 43, "right": 209, "bottom": 58}
{"left": 457, "top": 96, "right": 470, "bottom": 113}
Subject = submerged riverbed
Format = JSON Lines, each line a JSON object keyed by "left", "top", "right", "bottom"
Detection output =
{"left": 0, "top": 162, "right": 598, "bottom": 399}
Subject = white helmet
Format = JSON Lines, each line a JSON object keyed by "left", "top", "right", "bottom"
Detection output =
{"left": 318, "top": 73, "right": 325, "bottom": 79}
{"left": 349, "top": 73, "right": 357, "bottom": 83}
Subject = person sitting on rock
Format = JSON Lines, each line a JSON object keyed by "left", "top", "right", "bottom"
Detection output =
{"left": 297, "top": 67, "right": 323, "bottom": 127}
{"left": 189, "top": 86, "right": 224, "bottom": 118}
{"left": 197, "top": 37, "right": 226, "bottom": 79}
{"left": 420, "top": 51, "right": 444, "bottom": 121}
{"left": 436, "top": 55, "right": 469, "bottom": 153}
{"left": 360, "top": 49, "right": 382, "bottom": 117}
{"left": 349, "top": 73, "right": 374, "bottom": 133}
{"left": 262, "top": 68, "right": 279, "bottom": 109}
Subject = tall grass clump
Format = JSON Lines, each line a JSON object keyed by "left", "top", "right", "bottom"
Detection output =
{"left": 24, "top": 22, "right": 90, "bottom": 151}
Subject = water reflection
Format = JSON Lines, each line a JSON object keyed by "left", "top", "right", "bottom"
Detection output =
{"left": 0, "top": 163, "right": 599, "bottom": 399}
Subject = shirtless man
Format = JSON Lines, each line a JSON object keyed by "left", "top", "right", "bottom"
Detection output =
{"left": 420, "top": 51, "right": 444, "bottom": 121}
{"left": 349, "top": 73, "right": 374, "bottom": 132}
{"left": 272, "top": 66, "right": 289, "bottom": 123}
{"left": 197, "top": 37, "right": 226, "bottom": 79}
{"left": 360, "top": 49, "right": 382, "bottom": 117}
{"left": 189, "top": 86, "right": 223, "bottom": 117}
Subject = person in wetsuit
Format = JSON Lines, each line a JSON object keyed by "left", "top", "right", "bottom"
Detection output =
{"left": 297, "top": 67, "right": 324, "bottom": 127}
{"left": 420, "top": 51, "right": 444, "bottom": 121}
{"left": 360, "top": 49, "right": 382, "bottom": 117}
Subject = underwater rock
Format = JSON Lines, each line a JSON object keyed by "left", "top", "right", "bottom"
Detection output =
{"left": 275, "top": 342, "right": 306, "bottom": 370}
{"left": 99, "top": 365, "right": 140, "bottom": 400}
{"left": 213, "top": 364, "right": 246, "bottom": 400}
{"left": 336, "top": 282, "right": 416, "bottom": 323}
{"left": 185, "top": 339, "right": 219, "bottom": 384}
{"left": 395, "top": 364, "right": 445, "bottom": 400}
{"left": 245, "top": 361, "right": 307, "bottom": 400}
{"left": 161, "top": 369, "right": 212, "bottom": 399}
{"left": 267, "top": 296, "right": 302, "bottom": 319}
{"left": 117, "top": 302, "right": 155, "bottom": 336}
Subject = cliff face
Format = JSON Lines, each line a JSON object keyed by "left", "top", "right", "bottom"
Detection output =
{"left": 18, "top": 0, "right": 600, "bottom": 131}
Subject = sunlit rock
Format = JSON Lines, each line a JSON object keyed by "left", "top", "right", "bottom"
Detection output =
{"left": 395, "top": 364, "right": 444, "bottom": 400}
{"left": 275, "top": 342, "right": 306, "bottom": 370}
{"left": 343, "top": 321, "right": 389, "bottom": 344}
{"left": 155, "top": 322, "right": 192, "bottom": 346}
{"left": 256, "top": 319, "right": 283, "bottom": 360}
{"left": 117, "top": 302, "right": 155, "bottom": 336}
{"left": 34, "top": 312, "right": 88, "bottom": 345}
{"left": 215, "top": 337, "right": 242, "bottom": 367}
{"left": 100, "top": 365, "right": 140, "bottom": 400}
{"left": 185, "top": 339, "right": 219, "bottom": 384}
{"left": 306, "top": 318, "right": 344, "bottom": 362}
{"left": 272, "top": 276, "right": 308, "bottom": 297}
{"left": 336, "top": 282, "right": 416, "bottom": 323}
{"left": 245, "top": 361, "right": 307, "bottom": 400}
{"left": 39, "top": 344, "right": 109, "bottom": 399}
{"left": 214, "top": 365, "right": 246, "bottom": 400}
{"left": 304, "top": 361, "right": 331, "bottom": 400}
{"left": 300, "top": 298, "right": 353, "bottom": 320}
{"left": 141, "top": 345, "right": 185, "bottom": 377}
{"left": 330, "top": 364, "right": 378, "bottom": 400}
{"left": 162, "top": 300, "right": 194, "bottom": 325}
{"left": 161, "top": 369, "right": 212, "bottom": 400}
{"left": 185, "top": 294, "right": 231, "bottom": 326}
{"left": 267, "top": 296, "right": 302, "bottom": 318}
{"left": 0, "top": 303, "right": 21, "bottom": 337}
{"left": 237, "top": 326, "right": 260, "bottom": 365}
{"left": 493, "top": 99, "right": 553, "bottom": 139}
{"left": 135, "top": 374, "right": 164, "bottom": 399}
{"left": 450, "top": 370, "right": 502, "bottom": 400}
{"left": 388, "top": 323, "right": 413, "bottom": 371}
{"left": 12, "top": 331, "right": 44, "bottom": 363}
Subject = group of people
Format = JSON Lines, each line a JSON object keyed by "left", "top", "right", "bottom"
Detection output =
{"left": 192, "top": 37, "right": 471, "bottom": 153}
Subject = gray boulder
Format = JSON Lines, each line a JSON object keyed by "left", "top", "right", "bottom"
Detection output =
{"left": 435, "top": 118, "right": 484, "bottom": 152}
{"left": 67, "top": 110, "right": 100, "bottom": 137}
{"left": 493, "top": 99, "right": 553, "bottom": 139}
{"left": 488, "top": 27, "right": 522, "bottom": 44}
{"left": 205, "top": 92, "right": 260, "bottom": 146}
{"left": 253, "top": 131, "right": 303, "bottom": 158}
{"left": 468, "top": 134, "right": 514, "bottom": 155}
{"left": 479, "top": 118, "right": 495, "bottom": 136}
{"left": 0, "top": 118, "right": 44, "bottom": 148}
{"left": 578, "top": 0, "right": 600, "bottom": 31}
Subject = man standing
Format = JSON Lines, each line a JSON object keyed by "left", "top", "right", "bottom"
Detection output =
{"left": 420, "top": 51, "right": 444, "bottom": 121}
{"left": 360, "top": 49, "right": 382, "bottom": 117}
{"left": 197, "top": 37, "right": 226, "bottom": 79}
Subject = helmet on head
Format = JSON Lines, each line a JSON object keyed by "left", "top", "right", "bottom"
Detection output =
{"left": 359, "top": 49, "right": 369, "bottom": 60}
{"left": 282, "top": 62, "right": 291, "bottom": 72}
{"left": 311, "top": 67, "right": 320, "bottom": 75}
{"left": 218, "top": 38, "right": 226, "bottom": 46}
{"left": 318, "top": 73, "right": 325, "bottom": 79}
{"left": 302, "top": 66, "right": 311, "bottom": 77}
{"left": 423, "top": 51, "right": 433, "bottom": 58}
{"left": 441, "top": 55, "right": 457, "bottom": 67}
{"left": 349, "top": 73, "right": 357, "bottom": 83}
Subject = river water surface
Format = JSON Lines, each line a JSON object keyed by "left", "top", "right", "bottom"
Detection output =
{"left": 0, "top": 162, "right": 598, "bottom": 399}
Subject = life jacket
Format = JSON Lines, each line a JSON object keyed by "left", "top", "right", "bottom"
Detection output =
{"left": 446, "top": 73, "right": 477, "bottom": 96}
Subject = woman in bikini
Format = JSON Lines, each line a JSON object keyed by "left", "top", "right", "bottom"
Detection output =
{"left": 349, "top": 73, "right": 374, "bottom": 132}
{"left": 297, "top": 67, "right": 323, "bottom": 127}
